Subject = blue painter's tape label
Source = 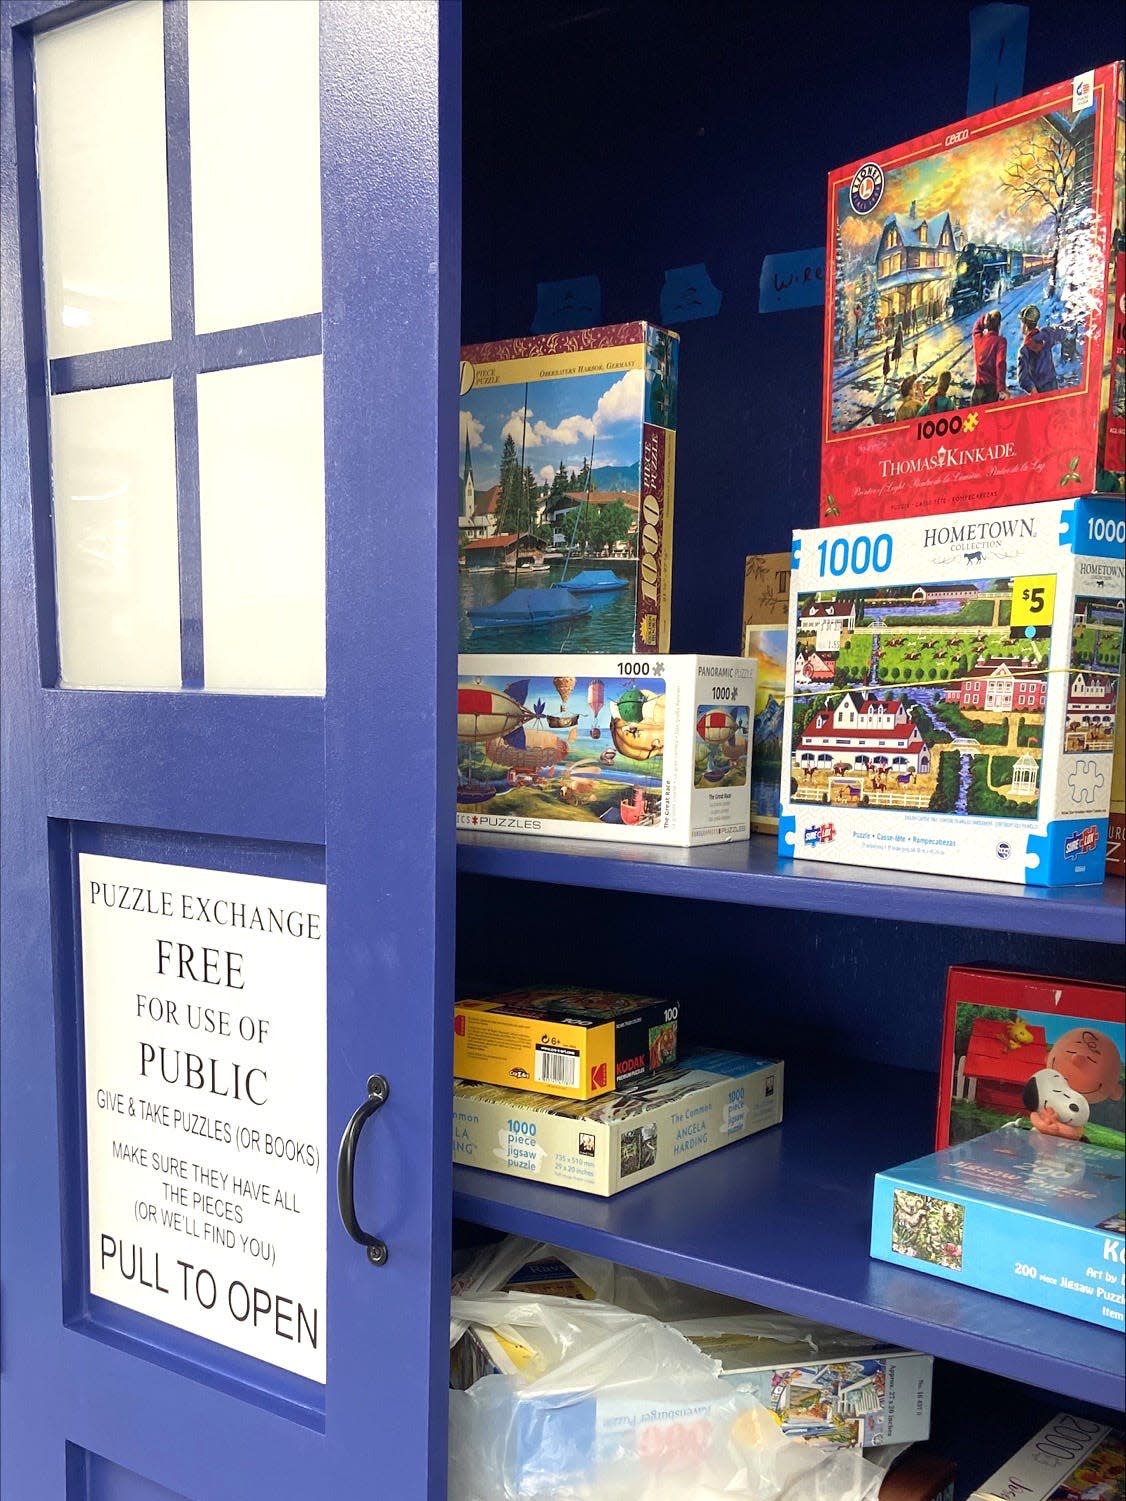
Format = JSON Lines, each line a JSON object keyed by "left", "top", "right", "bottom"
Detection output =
{"left": 758, "top": 248, "right": 825, "bottom": 313}
{"left": 659, "top": 263, "right": 722, "bottom": 323}
{"left": 966, "top": 3, "right": 1029, "bottom": 115}
{"left": 531, "top": 276, "right": 602, "bottom": 335}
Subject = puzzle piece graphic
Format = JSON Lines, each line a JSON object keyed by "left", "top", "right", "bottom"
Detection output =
{"left": 1067, "top": 757, "right": 1107, "bottom": 806}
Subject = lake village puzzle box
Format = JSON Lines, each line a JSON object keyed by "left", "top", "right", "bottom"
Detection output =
{"left": 778, "top": 497, "right": 1125, "bottom": 885}
{"left": 821, "top": 63, "right": 1125, "bottom": 524}
{"left": 458, "top": 322, "right": 678, "bottom": 656}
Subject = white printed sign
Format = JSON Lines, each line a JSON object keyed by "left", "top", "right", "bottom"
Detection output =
{"left": 80, "top": 854, "right": 327, "bottom": 1382}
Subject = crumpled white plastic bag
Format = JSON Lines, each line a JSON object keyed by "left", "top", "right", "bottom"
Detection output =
{"left": 448, "top": 1293, "right": 885, "bottom": 1501}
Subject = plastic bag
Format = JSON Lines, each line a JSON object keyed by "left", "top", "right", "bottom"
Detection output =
{"left": 448, "top": 1294, "right": 886, "bottom": 1501}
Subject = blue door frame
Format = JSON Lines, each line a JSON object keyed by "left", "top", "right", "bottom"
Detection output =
{"left": 0, "top": 2, "right": 460, "bottom": 1496}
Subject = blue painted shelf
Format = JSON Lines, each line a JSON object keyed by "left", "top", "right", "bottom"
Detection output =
{"left": 457, "top": 831, "right": 1126, "bottom": 944}
{"left": 452, "top": 1063, "right": 1124, "bottom": 1411}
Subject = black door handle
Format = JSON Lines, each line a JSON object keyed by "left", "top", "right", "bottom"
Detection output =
{"left": 336, "top": 1074, "right": 390, "bottom": 1266}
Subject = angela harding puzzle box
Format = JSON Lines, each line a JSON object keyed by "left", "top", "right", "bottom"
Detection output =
{"left": 779, "top": 497, "right": 1126, "bottom": 885}
{"left": 458, "top": 322, "right": 678, "bottom": 655}
{"left": 457, "top": 653, "right": 755, "bottom": 846}
{"left": 821, "top": 63, "right": 1125, "bottom": 524}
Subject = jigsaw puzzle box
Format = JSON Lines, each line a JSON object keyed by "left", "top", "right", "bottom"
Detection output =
{"left": 674, "top": 1318, "right": 932, "bottom": 1450}
{"left": 453, "top": 986, "right": 681, "bottom": 1101}
{"left": 457, "top": 653, "right": 755, "bottom": 846}
{"left": 453, "top": 1048, "right": 783, "bottom": 1196}
{"left": 458, "top": 321, "right": 678, "bottom": 656}
{"left": 779, "top": 497, "right": 1126, "bottom": 885}
{"left": 871, "top": 1127, "right": 1126, "bottom": 1330}
{"left": 821, "top": 63, "right": 1125, "bottom": 525}
{"left": 969, "top": 1413, "right": 1124, "bottom": 1500}
{"left": 936, "top": 965, "right": 1126, "bottom": 1151}
{"left": 742, "top": 551, "right": 792, "bottom": 834}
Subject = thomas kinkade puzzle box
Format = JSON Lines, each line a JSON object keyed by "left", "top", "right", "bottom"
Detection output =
{"left": 458, "top": 322, "right": 678, "bottom": 655}
{"left": 457, "top": 654, "right": 754, "bottom": 846}
{"left": 779, "top": 497, "right": 1125, "bottom": 885}
{"left": 822, "top": 63, "right": 1125, "bottom": 524}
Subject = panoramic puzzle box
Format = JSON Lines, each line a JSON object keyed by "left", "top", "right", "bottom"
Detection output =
{"left": 778, "top": 497, "right": 1126, "bottom": 885}
{"left": 821, "top": 63, "right": 1125, "bottom": 524}
{"left": 458, "top": 322, "right": 678, "bottom": 655}
{"left": 457, "top": 653, "right": 755, "bottom": 846}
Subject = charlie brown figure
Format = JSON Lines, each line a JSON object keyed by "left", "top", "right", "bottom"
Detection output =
{"left": 1029, "top": 1027, "right": 1124, "bottom": 1140}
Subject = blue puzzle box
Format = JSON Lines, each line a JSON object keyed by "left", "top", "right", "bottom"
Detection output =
{"left": 871, "top": 1126, "right": 1124, "bottom": 1330}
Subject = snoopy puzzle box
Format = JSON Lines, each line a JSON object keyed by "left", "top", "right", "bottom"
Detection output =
{"left": 821, "top": 63, "right": 1125, "bottom": 525}
{"left": 871, "top": 1127, "right": 1125, "bottom": 1330}
{"left": 778, "top": 497, "right": 1126, "bottom": 885}
{"left": 937, "top": 965, "right": 1126, "bottom": 1151}
{"left": 458, "top": 321, "right": 678, "bottom": 655}
{"left": 457, "top": 653, "right": 755, "bottom": 846}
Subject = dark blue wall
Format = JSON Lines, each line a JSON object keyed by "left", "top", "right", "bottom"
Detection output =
{"left": 458, "top": 2, "right": 1125, "bottom": 1077}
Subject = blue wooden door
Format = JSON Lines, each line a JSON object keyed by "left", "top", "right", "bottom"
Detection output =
{"left": 1, "top": 2, "right": 458, "bottom": 1497}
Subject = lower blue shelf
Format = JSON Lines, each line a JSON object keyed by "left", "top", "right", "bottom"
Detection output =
{"left": 452, "top": 1062, "right": 1124, "bottom": 1411}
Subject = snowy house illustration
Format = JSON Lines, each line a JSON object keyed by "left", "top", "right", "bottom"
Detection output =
{"left": 799, "top": 599, "right": 856, "bottom": 653}
{"left": 794, "top": 692, "right": 931, "bottom": 774}
{"left": 945, "top": 657, "right": 1047, "bottom": 714}
{"left": 876, "top": 202, "right": 957, "bottom": 321}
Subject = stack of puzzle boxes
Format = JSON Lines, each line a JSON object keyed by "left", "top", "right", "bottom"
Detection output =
{"left": 457, "top": 322, "right": 757, "bottom": 848}
{"left": 452, "top": 987, "right": 784, "bottom": 1196}
{"left": 776, "top": 63, "right": 1126, "bottom": 888}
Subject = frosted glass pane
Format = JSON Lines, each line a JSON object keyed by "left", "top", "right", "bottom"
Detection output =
{"left": 35, "top": 1, "right": 171, "bottom": 357}
{"left": 52, "top": 382, "right": 182, "bottom": 690}
{"left": 197, "top": 358, "right": 325, "bottom": 694}
{"left": 189, "top": 0, "right": 322, "bottom": 334}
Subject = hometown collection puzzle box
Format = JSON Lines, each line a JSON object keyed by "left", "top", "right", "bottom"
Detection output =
{"left": 453, "top": 1048, "right": 783, "bottom": 1197}
{"left": 871, "top": 1126, "right": 1126, "bottom": 1330}
{"left": 937, "top": 965, "right": 1126, "bottom": 1151}
{"left": 457, "top": 654, "right": 755, "bottom": 846}
{"left": 458, "top": 322, "right": 678, "bottom": 656}
{"left": 779, "top": 497, "right": 1126, "bottom": 885}
{"left": 821, "top": 63, "right": 1125, "bottom": 525}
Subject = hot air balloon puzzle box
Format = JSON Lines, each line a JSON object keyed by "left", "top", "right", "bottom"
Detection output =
{"left": 820, "top": 62, "right": 1125, "bottom": 526}
{"left": 458, "top": 321, "right": 678, "bottom": 656}
{"left": 457, "top": 653, "right": 755, "bottom": 845}
{"left": 778, "top": 495, "right": 1126, "bottom": 885}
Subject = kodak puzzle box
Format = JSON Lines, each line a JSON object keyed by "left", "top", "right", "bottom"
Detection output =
{"left": 742, "top": 552, "right": 792, "bottom": 835}
{"left": 458, "top": 322, "right": 678, "bottom": 655}
{"left": 457, "top": 653, "right": 755, "bottom": 846}
{"left": 970, "top": 1413, "right": 1124, "bottom": 1500}
{"left": 871, "top": 1127, "right": 1125, "bottom": 1330}
{"left": 822, "top": 63, "right": 1125, "bottom": 524}
{"left": 453, "top": 1048, "right": 783, "bottom": 1196}
{"left": 779, "top": 497, "right": 1126, "bottom": 885}
{"left": 453, "top": 986, "right": 680, "bottom": 1101}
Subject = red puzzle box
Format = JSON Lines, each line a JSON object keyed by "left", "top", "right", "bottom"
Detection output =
{"left": 937, "top": 965, "right": 1125, "bottom": 1151}
{"left": 821, "top": 63, "right": 1125, "bottom": 525}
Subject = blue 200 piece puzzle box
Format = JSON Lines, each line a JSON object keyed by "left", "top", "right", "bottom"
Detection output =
{"left": 871, "top": 1127, "right": 1125, "bottom": 1330}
